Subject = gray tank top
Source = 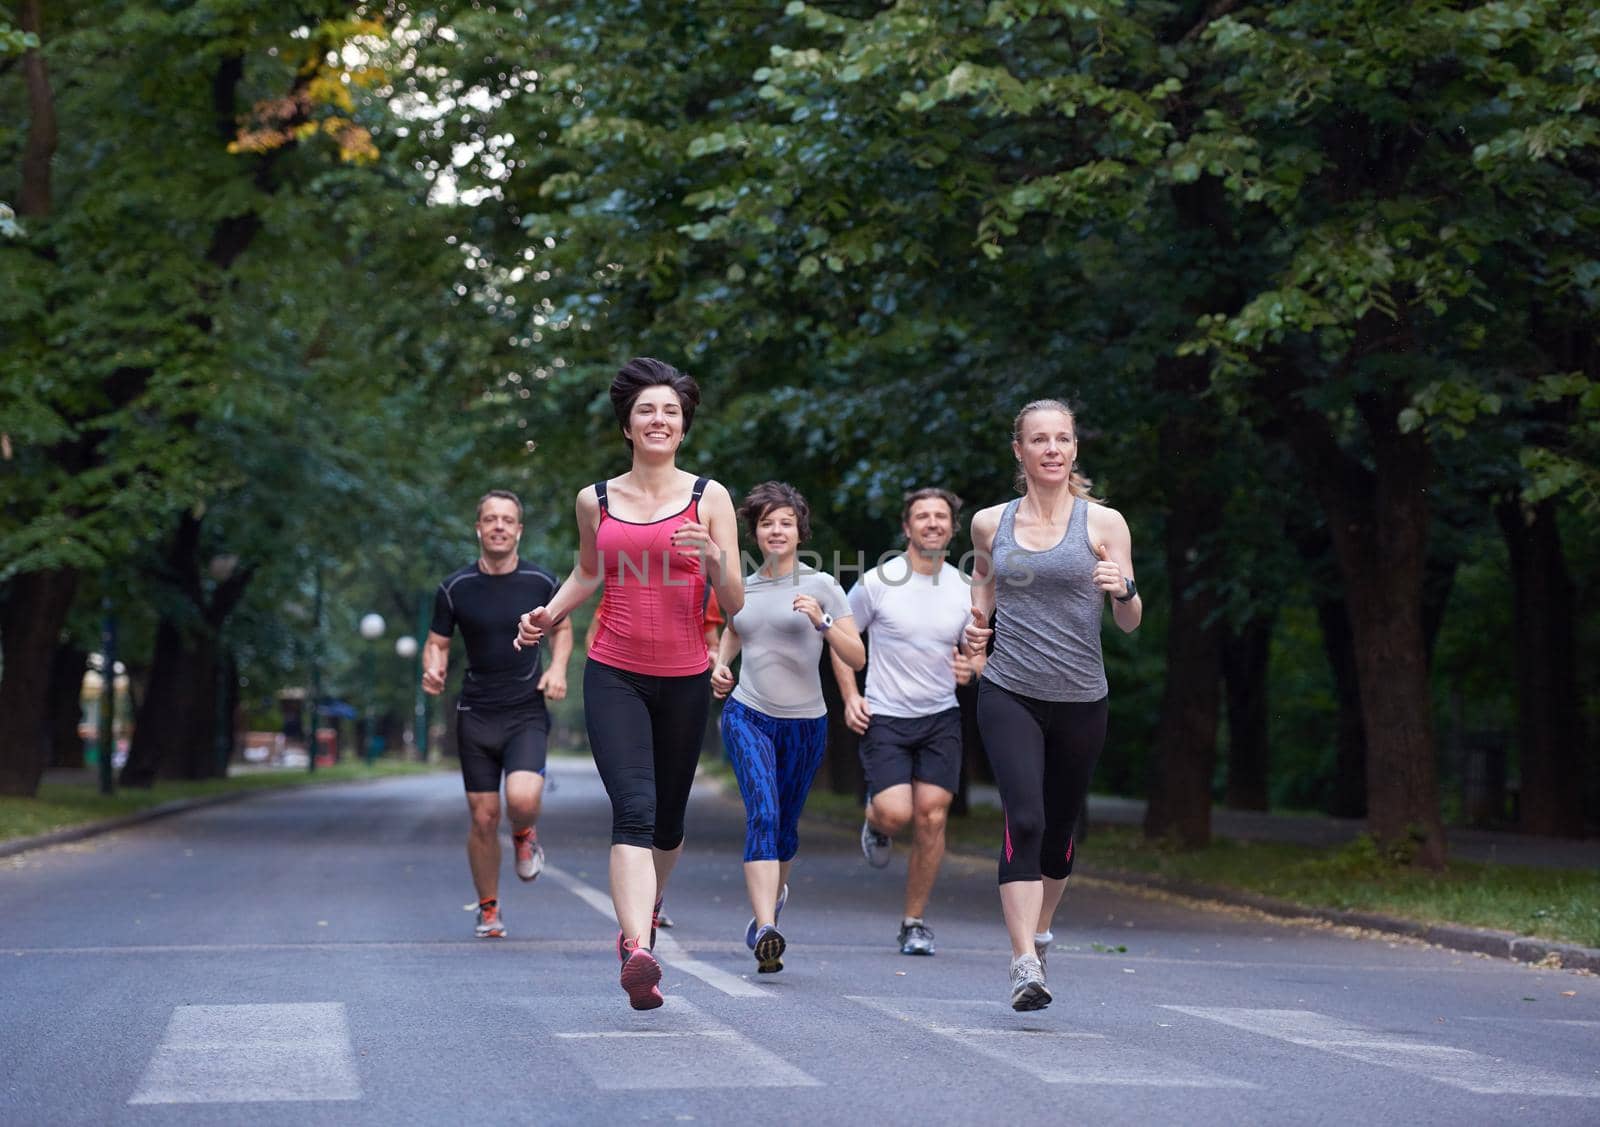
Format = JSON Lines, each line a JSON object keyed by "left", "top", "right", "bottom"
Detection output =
{"left": 981, "top": 496, "right": 1109, "bottom": 702}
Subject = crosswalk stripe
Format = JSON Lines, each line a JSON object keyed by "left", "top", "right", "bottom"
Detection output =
{"left": 128, "top": 1003, "right": 361, "bottom": 1104}
{"left": 542, "top": 864, "right": 771, "bottom": 998}
{"left": 1164, "top": 1007, "right": 1600, "bottom": 1097}
{"left": 849, "top": 997, "right": 1257, "bottom": 1089}
{"left": 520, "top": 996, "right": 819, "bottom": 1088}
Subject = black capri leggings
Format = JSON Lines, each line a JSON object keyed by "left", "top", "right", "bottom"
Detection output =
{"left": 977, "top": 679, "right": 1108, "bottom": 884}
{"left": 583, "top": 658, "right": 711, "bottom": 850}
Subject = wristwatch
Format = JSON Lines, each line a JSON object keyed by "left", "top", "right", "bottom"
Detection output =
{"left": 1115, "top": 577, "right": 1137, "bottom": 603}
{"left": 814, "top": 612, "right": 834, "bottom": 633}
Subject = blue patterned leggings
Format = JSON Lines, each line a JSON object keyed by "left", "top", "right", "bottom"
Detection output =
{"left": 719, "top": 697, "right": 828, "bottom": 863}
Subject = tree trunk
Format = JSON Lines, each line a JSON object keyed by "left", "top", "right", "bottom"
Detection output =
{"left": 0, "top": 569, "right": 79, "bottom": 795}
{"left": 1222, "top": 611, "right": 1274, "bottom": 811}
{"left": 1291, "top": 381, "right": 1446, "bottom": 867}
{"left": 49, "top": 642, "right": 89, "bottom": 769}
{"left": 122, "top": 620, "right": 218, "bottom": 786}
{"left": 1143, "top": 409, "right": 1225, "bottom": 846}
{"left": 1316, "top": 596, "right": 1368, "bottom": 818}
{"left": 120, "top": 513, "right": 253, "bottom": 786}
{"left": 1496, "top": 498, "right": 1584, "bottom": 837}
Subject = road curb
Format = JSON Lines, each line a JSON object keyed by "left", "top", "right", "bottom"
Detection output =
{"left": 0, "top": 774, "right": 409, "bottom": 861}
{"left": 788, "top": 800, "right": 1600, "bottom": 974}
{"left": 1074, "top": 865, "right": 1600, "bottom": 974}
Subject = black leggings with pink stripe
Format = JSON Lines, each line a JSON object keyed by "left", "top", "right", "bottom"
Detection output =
{"left": 977, "top": 679, "right": 1108, "bottom": 884}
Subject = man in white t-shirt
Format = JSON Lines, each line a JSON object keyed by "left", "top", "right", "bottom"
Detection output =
{"left": 829, "top": 488, "right": 982, "bottom": 956}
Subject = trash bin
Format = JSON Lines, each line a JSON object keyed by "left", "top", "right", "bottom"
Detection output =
{"left": 315, "top": 727, "right": 338, "bottom": 767}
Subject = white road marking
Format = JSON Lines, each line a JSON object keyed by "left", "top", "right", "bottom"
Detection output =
{"left": 1164, "top": 1007, "right": 1600, "bottom": 1097}
{"left": 521, "top": 996, "right": 818, "bottom": 1088}
{"left": 128, "top": 1002, "right": 360, "bottom": 1105}
{"left": 849, "top": 997, "right": 1257, "bottom": 1090}
{"left": 542, "top": 864, "right": 771, "bottom": 998}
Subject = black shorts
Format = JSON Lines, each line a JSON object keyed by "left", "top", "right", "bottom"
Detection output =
{"left": 859, "top": 707, "right": 963, "bottom": 797}
{"left": 457, "top": 704, "right": 550, "bottom": 793}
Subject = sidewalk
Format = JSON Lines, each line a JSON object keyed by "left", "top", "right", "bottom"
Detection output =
{"left": 967, "top": 787, "right": 1600, "bottom": 871}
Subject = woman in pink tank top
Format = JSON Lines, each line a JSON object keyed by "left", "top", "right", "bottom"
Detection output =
{"left": 515, "top": 358, "right": 743, "bottom": 1010}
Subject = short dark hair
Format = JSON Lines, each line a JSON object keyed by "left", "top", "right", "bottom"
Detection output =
{"left": 610, "top": 357, "right": 701, "bottom": 453}
{"left": 901, "top": 486, "right": 961, "bottom": 526}
{"left": 738, "top": 481, "right": 812, "bottom": 542}
{"left": 476, "top": 489, "right": 523, "bottom": 521}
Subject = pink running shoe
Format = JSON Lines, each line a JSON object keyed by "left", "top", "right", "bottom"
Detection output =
{"left": 617, "top": 934, "right": 664, "bottom": 1010}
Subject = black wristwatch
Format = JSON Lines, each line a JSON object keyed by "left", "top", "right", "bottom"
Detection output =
{"left": 1114, "top": 577, "right": 1137, "bottom": 603}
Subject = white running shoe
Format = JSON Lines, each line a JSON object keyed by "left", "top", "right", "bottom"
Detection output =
{"left": 513, "top": 828, "right": 544, "bottom": 882}
{"left": 1010, "top": 953, "right": 1051, "bottom": 1011}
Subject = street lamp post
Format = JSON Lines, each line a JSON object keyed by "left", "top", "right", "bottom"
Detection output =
{"left": 394, "top": 634, "right": 419, "bottom": 760}
{"left": 359, "top": 612, "right": 386, "bottom": 766}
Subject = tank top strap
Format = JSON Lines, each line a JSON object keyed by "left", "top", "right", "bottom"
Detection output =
{"left": 594, "top": 480, "right": 609, "bottom": 514}
{"left": 996, "top": 497, "right": 1021, "bottom": 545}
{"left": 690, "top": 476, "right": 709, "bottom": 501}
{"left": 1068, "top": 493, "right": 1088, "bottom": 545}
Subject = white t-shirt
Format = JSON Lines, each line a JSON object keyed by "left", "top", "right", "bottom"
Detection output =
{"left": 847, "top": 555, "right": 970, "bottom": 718}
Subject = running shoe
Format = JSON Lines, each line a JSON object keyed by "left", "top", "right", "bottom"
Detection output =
{"left": 1034, "top": 929, "right": 1053, "bottom": 975}
{"left": 861, "top": 818, "right": 893, "bottom": 868}
{"left": 898, "top": 918, "right": 935, "bottom": 956}
{"left": 745, "top": 883, "right": 789, "bottom": 950}
{"left": 1009, "top": 953, "right": 1052, "bottom": 1011}
{"left": 512, "top": 827, "right": 544, "bottom": 882}
{"left": 475, "top": 903, "right": 506, "bottom": 939}
{"left": 753, "top": 924, "right": 786, "bottom": 974}
{"left": 617, "top": 934, "right": 664, "bottom": 1010}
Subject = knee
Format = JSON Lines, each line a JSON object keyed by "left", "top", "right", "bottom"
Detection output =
{"left": 1004, "top": 806, "right": 1045, "bottom": 849}
{"left": 870, "top": 798, "right": 913, "bottom": 835}
{"left": 613, "top": 792, "right": 656, "bottom": 842}
{"left": 469, "top": 806, "right": 500, "bottom": 837}
{"left": 914, "top": 803, "right": 949, "bottom": 836}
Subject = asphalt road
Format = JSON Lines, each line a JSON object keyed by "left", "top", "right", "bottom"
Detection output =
{"left": 2, "top": 757, "right": 1596, "bottom": 1126}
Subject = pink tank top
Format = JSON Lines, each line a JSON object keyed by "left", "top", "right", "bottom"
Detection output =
{"left": 588, "top": 476, "right": 712, "bottom": 676}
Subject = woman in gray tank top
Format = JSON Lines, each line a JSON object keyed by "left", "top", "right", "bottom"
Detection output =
{"left": 961, "top": 399, "right": 1143, "bottom": 1011}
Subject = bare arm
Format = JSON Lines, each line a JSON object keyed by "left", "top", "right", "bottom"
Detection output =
{"left": 963, "top": 505, "right": 1002, "bottom": 655}
{"left": 710, "top": 622, "right": 741, "bottom": 699}
{"left": 1090, "top": 506, "right": 1142, "bottom": 634}
{"left": 536, "top": 617, "right": 574, "bottom": 701}
{"left": 421, "top": 631, "right": 451, "bottom": 696}
{"left": 700, "top": 480, "right": 745, "bottom": 617}
{"left": 822, "top": 615, "right": 865, "bottom": 671}
{"left": 830, "top": 643, "right": 872, "bottom": 735}
{"left": 518, "top": 488, "right": 604, "bottom": 649}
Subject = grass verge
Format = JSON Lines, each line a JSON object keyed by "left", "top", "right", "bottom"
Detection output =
{"left": 797, "top": 788, "right": 1600, "bottom": 950}
{"left": 0, "top": 760, "right": 445, "bottom": 845}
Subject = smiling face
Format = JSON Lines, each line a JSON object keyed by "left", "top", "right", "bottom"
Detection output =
{"left": 623, "top": 385, "right": 685, "bottom": 456}
{"left": 1013, "top": 407, "right": 1077, "bottom": 489}
{"left": 902, "top": 496, "right": 954, "bottom": 557}
{"left": 755, "top": 505, "right": 800, "bottom": 565}
{"left": 476, "top": 496, "right": 522, "bottom": 559}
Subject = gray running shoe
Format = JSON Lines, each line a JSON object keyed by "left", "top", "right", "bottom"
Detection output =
{"left": 861, "top": 818, "right": 892, "bottom": 868}
{"left": 1034, "top": 930, "right": 1053, "bottom": 974}
{"left": 1010, "top": 953, "right": 1051, "bottom": 1011}
{"left": 898, "top": 918, "right": 935, "bottom": 956}
{"left": 475, "top": 903, "right": 506, "bottom": 939}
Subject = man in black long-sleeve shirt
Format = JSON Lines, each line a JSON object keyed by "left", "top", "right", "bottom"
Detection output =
{"left": 423, "top": 490, "right": 573, "bottom": 939}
